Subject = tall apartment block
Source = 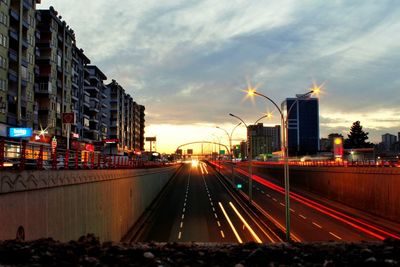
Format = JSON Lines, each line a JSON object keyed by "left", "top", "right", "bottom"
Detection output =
{"left": 247, "top": 123, "right": 280, "bottom": 159}
{"left": 282, "top": 96, "right": 319, "bottom": 156}
{"left": 35, "top": 7, "right": 73, "bottom": 137}
{"left": 139, "top": 105, "right": 145, "bottom": 151}
{"left": 71, "top": 44, "right": 89, "bottom": 140}
{"left": 107, "top": 79, "right": 145, "bottom": 154}
{"left": 0, "top": 0, "right": 39, "bottom": 136}
{"left": 83, "top": 65, "right": 107, "bottom": 142}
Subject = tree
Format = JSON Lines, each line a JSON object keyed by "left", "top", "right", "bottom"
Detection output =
{"left": 344, "top": 121, "right": 373, "bottom": 148}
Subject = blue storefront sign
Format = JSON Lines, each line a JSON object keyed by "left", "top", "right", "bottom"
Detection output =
{"left": 8, "top": 128, "right": 33, "bottom": 138}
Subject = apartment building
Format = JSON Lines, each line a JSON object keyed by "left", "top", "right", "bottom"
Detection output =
{"left": 71, "top": 45, "right": 89, "bottom": 140}
{"left": 247, "top": 123, "right": 281, "bottom": 159}
{"left": 139, "top": 104, "right": 145, "bottom": 151}
{"left": 35, "top": 7, "right": 73, "bottom": 137}
{"left": 0, "top": 0, "right": 39, "bottom": 136}
{"left": 83, "top": 65, "right": 107, "bottom": 142}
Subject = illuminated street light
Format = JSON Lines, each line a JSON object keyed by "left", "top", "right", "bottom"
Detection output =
{"left": 229, "top": 112, "right": 273, "bottom": 203}
{"left": 216, "top": 122, "right": 242, "bottom": 187}
{"left": 245, "top": 82, "right": 323, "bottom": 242}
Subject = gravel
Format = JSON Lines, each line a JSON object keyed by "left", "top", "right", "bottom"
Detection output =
{"left": 0, "top": 234, "right": 399, "bottom": 266}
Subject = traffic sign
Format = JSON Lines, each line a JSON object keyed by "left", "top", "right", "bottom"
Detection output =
{"left": 62, "top": 113, "right": 75, "bottom": 124}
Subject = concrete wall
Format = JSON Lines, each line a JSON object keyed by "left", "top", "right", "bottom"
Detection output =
{"left": 250, "top": 165, "right": 400, "bottom": 222}
{"left": 0, "top": 165, "right": 180, "bottom": 241}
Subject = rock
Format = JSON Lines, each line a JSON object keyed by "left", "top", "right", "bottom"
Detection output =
{"left": 144, "top": 251, "right": 155, "bottom": 259}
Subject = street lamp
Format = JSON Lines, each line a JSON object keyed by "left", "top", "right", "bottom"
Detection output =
{"left": 245, "top": 83, "right": 321, "bottom": 241}
{"left": 216, "top": 122, "right": 242, "bottom": 187}
{"left": 229, "top": 112, "right": 273, "bottom": 204}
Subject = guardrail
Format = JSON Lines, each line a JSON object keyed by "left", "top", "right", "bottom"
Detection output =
{"left": 0, "top": 138, "right": 170, "bottom": 171}
{"left": 222, "top": 159, "right": 400, "bottom": 168}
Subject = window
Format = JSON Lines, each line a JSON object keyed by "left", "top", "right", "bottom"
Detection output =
{"left": 0, "top": 55, "right": 6, "bottom": 68}
{"left": 0, "top": 79, "right": 6, "bottom": 91}
{"left": 0, "top": 12, "right": 7, "bottom": 26}
{"left": 21, "top": 66, "right": 28, "bottom": 80}
{"left": 29, "top": 15, "right": 35, "bottom": 26}
{"left": 0, "top": 33, "right": 7, "bottom": 47}
{"left": 28, "top": 53, "right": 34, "bottom": 64}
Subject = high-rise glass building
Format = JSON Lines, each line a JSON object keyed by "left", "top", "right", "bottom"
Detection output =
{"left": 282, "top": 96, "right": 319, "bottom": 156}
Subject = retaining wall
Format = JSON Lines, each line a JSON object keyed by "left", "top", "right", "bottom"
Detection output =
{"left": 0, "top": 165, "right": 180, "bottom": 241}
{"left": 250, "top": 165, "right": 400, "bottom": 222}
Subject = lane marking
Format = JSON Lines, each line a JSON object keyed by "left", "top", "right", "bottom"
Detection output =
{"left": 214, "top": 213, "right": 218, "bottom": 219}
{"left": 220, "top": 230, "right": 225, "bottom": 238}
{"left": 267, "top": 194, "right": 271, "bottom": 198}
{"left": 182, "top": 208, "right": 186, "bottom": 213}
{"left": 290, "top": 208, "right": 295, "bottom": 212}
{"left": 299, "top": 214, "right": 307, "bottom": 219}
{"left": 212, "top": 207, "right": 215, "bottom": 212}
{"left": 218, "top": 202, "right": 243, "bottom": 243}
{"left": 229, "top": 202, "right": 262, "bottom": 243}
{"left": 312, "top": 222, "right": 322, "bottom": 229}
{"left": 180, "top": 222, "right": 183, "bottom": 228}
{"left": 181, "top": 214, "right": 185, "bottom": 219}
{"left": 273, "top": 198, "right": 278, "bottom": 202}
{"left": 261, "top": 190, "right": 265, "bottom": 194}
{"left": 178, "top": 231, "right": 182, "bottom": 239}
{"left": 280, "top": 202, "right": 285, "bottom": 207}
{"left": 329, "top": 232, "right": 342, "bottom": 240}
{"left": 217, "top": 221, "right": 221, "bottom": 227}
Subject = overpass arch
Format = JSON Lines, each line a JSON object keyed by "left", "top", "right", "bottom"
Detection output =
{"left": 176, "top": 141, "right": 229, "bottom": 155}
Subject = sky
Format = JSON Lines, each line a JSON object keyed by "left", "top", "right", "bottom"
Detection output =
{"left": 38, "top": 1, "right": 400, "bottom": 153}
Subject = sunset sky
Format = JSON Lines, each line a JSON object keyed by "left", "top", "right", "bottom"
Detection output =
{"left": 39, "top": 1, "right": 400, "bottom": 153}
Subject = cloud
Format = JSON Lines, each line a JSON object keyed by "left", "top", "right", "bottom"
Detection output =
{"left": 38, "top": 1, "right": 400, "bottom": 151}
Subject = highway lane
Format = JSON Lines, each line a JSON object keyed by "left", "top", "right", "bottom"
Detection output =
{"left": 213, "top": 161, "right": 400, "bottom": 242}
{"left": 138, "top": 161, "right": 279, "bottom": 243}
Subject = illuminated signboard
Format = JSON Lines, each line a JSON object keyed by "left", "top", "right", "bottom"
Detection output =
{"left": 333, "top": 137, "right": 344, "bottom": 158}
{"left": 8, "top": 128, "right": 32, "bottom": 138}
{"left": 104, "top": 139, "right": 119, "bottom": 144}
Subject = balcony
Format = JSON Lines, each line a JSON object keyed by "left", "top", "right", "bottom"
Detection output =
{"left": 71, "top": 91, "right": 79, "bottom": 101}
{"left": 85, "top": 85, "right": 100, "bottom": 93}
{"left": 9, "top": 9, "right": 19, "bottom": 21}
{"left": 9, "top": 28, "right": 18, "bottom": 41}
{"left": 21, "top": 58, "right": 28, "bottom": 67}
{"left": 8, "top": 69, "right": 18, "bottom": 82}
{"left": 7, "top": 113, "right": 18, "bottom": 126}
{"left": 21, "top": 78, "right": 27, "bottom": 87}
{"left": 35, "top": 65, "right": 40, "bottom": 75}
{"left": 8, "top": 49, "right": 18, "bottom": 62}
{"left": 90, "top": 116, "right": 99, "bottom": 123}
{"left": 101, "top": 112, "right": 107, "bottom": 118}
{"left": 36, "top": 83, "right": 52, "bottom": 94}
{"left": 101, "top": 102, "right": 108, "bottom": 109}
{"left": 22, "top": 18, "right": 29, "bottom": 29}
{"left": 35, "top": 30, "right": 41, "bottom": 40}
{"left": 35, "top": 47, "right": 40, "bottom": 57}
{"left": 22, "top": 0, "right": 31, "bottom": 9}
{"left": 22, "top": 38, "right": 29, "bottom": 49}
{"left": 101, "top": 91, "right": 107, "bottom": 98}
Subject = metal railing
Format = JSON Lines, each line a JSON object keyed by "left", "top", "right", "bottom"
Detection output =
{"left": 0, "top": 138, "right": 172, "bottom": 171}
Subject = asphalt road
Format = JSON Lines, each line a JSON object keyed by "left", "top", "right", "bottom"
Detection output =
{"left": 138, "top": 161, "right": 280, "bottom": 243}
{"left": 216, "top": 161, "right": 400, "bottom": 242}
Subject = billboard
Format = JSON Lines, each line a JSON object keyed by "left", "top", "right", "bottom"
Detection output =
{"left": 333, "top": 137, "right": 344, "bottom": 158}
{"left": 8, "top": 128, "right": 32, "bottom": 138}
{"left": 145, "top": 137, "right": 156, "bottom": 141}
{"left": 62, "top": 112, "right": 76, "bottom": 124}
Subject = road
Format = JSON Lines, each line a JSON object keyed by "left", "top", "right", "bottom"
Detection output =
{"left": 213, "top": 161, "right": 400, "bottom": 242}
{"left": 137, "top": 160, "right": 280, "bottom": 243}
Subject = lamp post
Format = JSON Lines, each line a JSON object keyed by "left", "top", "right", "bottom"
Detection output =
{"left": 216, "top": 122, "right": 242, "bottom": 186}
{"left": 229, "top": 113, "right": 272, "bottom": 204}
{"left": 246, "top": 84, "right": 321, "bottom": 241}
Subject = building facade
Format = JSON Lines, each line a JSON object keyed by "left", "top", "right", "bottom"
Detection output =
{"left": 0, "top": 5, "right": 146, "bottom": 155}
{"left": 35, "top": 7, "right": 73, "bottom": 137}
{"left": 282, "top": 96, "right": 319, "bottom": 156}
{"left": 381, "top": 133, "right": 397, "bottom": 151}
{"left": 247, "top": 123, "right": 281, "bottom": 159}
{"left": 0, "top": 0, "right": 39, "bottom": 136}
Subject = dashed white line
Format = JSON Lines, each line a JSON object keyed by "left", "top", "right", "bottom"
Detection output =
{"left": 214, "top": 213, "right": 218, "bottom": 219}
{"left": 273, "top": 198, "right": 278, "bottom": 202}
{"left": 181, "top": 214, "right": 185, "bottom": 219}
{"left": 178, "top": 231, "right": 182, "bottom": 239}
{"left": 280, "top": 202, "right": 285, "bottom": 207}
{"left": 180, "top": 222, "right": 183, "bottom": 228}
{"left": 290, "top": 208, "right": 295, "bottom": 212}
{"left": 217, "top": 221, "right": 221, "bottom": 227}
{"left": 312, "top": 222, "right": 322, "bottom": 229}
{"left": 266, "top": 194, "right": 271, "bottom": 198}
{"left": 329, "top": 232, "right": 342, "bottom": 240}
{"left": 182, "top": 208, "right": 186, "bottom": 213}
{"left": 299, "top": 214, "right": 307, "bottom": 219}
{"left": 261, "top": 190, "right": 265, "bottom": 194}
{"left": 220, "top": 230, "right": 225, "bottom": 238}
